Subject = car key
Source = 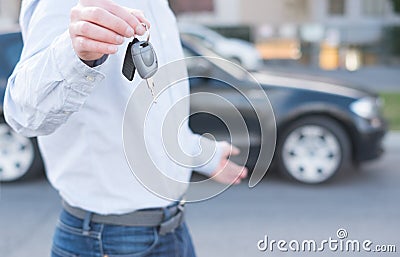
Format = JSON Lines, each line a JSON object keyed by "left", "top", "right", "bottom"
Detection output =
{"left": 122, "top": 38, "right": 139, "bottom": 81}
{"left": 122, "top": 24, "right": 158, "bottom": 102}
{"left": 131, "top": 39, "right": 158, "bottom": 102}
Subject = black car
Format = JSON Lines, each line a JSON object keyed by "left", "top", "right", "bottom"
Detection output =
{"left": 182, "top": 34, "right": 386, "bottom": 184}
{"left": 0, "top": 32, "right": 386, "bottom": 184}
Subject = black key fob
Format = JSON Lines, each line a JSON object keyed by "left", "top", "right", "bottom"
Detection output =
{"left": 122, "top": 38, "right": 139, "bottom": 81}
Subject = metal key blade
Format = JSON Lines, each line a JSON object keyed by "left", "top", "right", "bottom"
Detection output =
{"left": 146, "top": 77, "right": 157, "bottom": 103}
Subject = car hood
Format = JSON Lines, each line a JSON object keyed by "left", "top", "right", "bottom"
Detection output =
{"left": 251, "top": 71, "right": 375, "bottom": 99}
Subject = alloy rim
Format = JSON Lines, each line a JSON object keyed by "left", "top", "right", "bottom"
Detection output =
{"left": 282, "top": 125, "right": 341, "bottom": 183}
{"left": 0, "top": 123, "right": 34, "bottom": 181}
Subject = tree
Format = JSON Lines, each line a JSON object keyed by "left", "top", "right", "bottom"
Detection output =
{"left": 392, "top": 0, "right": 400, "bottom": 13}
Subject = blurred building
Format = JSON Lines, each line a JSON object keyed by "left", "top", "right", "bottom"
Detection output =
{"left": 2, "top": 0, "right": 399, "bottom": 68}
{"left": 173, "top": 0, "right": 400, "bottom": 69}
{"left": 174, "top": 0, "right": 400, "bottom": 38}
{"left": 0, "top": 0, "right": 20, "bottom": 30}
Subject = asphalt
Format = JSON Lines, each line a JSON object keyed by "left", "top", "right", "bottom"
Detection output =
{"left": 0, "top": 132, "right": 399, "bottom": 257}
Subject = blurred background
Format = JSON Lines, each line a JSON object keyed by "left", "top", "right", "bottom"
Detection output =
{"left": 1, "top": 0, "right": 399, "bottom": 256}
{"left": 170, "top": 0, "right": 400, "bottom": 70}
{"left": 2, "top": 0, "right": 400, "bottom": 69}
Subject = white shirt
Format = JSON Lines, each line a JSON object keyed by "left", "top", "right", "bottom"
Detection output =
{"left": 4, "top": 0, "right": 222, "bottom": 215}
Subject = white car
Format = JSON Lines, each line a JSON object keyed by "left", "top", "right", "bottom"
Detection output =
{"left": 178, "top": 23, "right": 263, "bottom": 71}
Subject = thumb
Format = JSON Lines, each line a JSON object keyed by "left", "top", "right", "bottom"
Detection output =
{"left": 230, "top": 144, "right": 240, "bottom": 156}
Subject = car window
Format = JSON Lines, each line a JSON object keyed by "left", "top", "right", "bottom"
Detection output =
{"left": 181, "top": 35, "right": 250, "bottom": 81}
{"left": 183, "top": 47, "right": 196, "bottom": 58}
{"left": 186, "top": 33, "right": 206, "bottom": 41}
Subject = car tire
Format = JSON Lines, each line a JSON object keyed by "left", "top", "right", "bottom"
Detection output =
{"left": 277, "top": 116, "right": 351, "bottom": 184}
{"left": 0, "top": 115, "right": 44, "bottom": 182}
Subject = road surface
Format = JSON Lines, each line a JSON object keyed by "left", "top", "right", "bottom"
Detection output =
{"left": 1, "top": 133, "right": 399, "bottom": 257}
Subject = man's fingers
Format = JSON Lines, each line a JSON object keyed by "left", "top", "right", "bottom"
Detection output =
{"left": 73, "top": 36, "right": 118, "bottom": 56}
{"left": 229, "top": 162, "right": 247, "bottom": 178}
{"left": 70, "top": 21, "right": 125, "bottom": 45}
{"left": 222, "top": 161, "right": 247, "bottom": 181}
{"left": 76, "top": 0, "right": 151, "bottom": 36}
{"left": 220, "top": 141, "right": 240, "bottom": 157}
{"left": 76, "top": 6, "right": 135, "bottom": 37}
{"left": 233, "top": 167, "right": 248, "bottom": 184}
{"left": 129, "top": 9, "right": 151, "bottom": 29}
{"left": 210, "top": 159, "right": 248, "bottom": 185}
{"left": 240, "top": 167, "right": 249, "bottom": 178}
{"left": 104, "top": 2, "right": 150, "bottom": 36}
{"left": 210, "top": 142, "right": 248, "bottom": 185}
{"left": 70, "top": 1, "right": 151, "bottom": 61}
{"left": 230, "top": 145, "right": 240, "bottom": 156}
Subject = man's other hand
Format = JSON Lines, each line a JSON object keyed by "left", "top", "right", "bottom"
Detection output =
{"left": 210, "top": 142, "right": 248, "bottom": 185}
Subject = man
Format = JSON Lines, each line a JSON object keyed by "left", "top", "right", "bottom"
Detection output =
{"left": 4, "top": 0, "right": 247, "bottom": 256}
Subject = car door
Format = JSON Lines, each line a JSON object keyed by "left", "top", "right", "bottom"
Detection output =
{"left": 186, "top": 56, "right": 269, "bottom": 167}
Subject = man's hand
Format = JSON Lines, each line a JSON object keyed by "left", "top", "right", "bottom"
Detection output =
{"left": 69, "top": 0, "right": 150, "bottom": 61}
{"left": 210, "top": 142, "right": 248, "bottom": 185}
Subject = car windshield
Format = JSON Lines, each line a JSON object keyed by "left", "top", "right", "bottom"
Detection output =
{"left": 179, "top": 24, "right": 225, "bottom": 41}
{"left": 181, "top": 34, "right": 251, "bottom": 81}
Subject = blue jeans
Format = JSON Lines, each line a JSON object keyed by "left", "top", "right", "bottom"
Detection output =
{"left": 51, "top": 209, "right": 196, "bottom": 257}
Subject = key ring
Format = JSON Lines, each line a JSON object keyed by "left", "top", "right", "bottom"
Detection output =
{"left": 141, "top": 23, "right": 150, "bottom": 42}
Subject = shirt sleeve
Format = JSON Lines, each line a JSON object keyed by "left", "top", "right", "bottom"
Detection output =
{"left": 191, "top": 133, "right": 225, "bottom": 176}
{"left": 3, "top": 0, "right": 105, "bottom": 137}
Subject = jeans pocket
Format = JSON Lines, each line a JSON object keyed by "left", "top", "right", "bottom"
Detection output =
{"left": 53, "top": 211, "right": 102, "bottom": 256}
{"left": 102, "top": 226, "right": 159, "bottom": 257}
{"left": 52, "top": 223, "right": 102, "bottom": 256}
{"left": 51, "top": 244, "right": 79, "bottom": 257}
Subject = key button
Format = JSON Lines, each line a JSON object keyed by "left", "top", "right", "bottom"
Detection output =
{"left": 140, "top": 48, "right": 155, "bottom": 66}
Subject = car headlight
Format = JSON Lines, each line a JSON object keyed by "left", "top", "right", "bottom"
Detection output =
{"left": 350, "top": 97, "right": 380, "bottom": 119}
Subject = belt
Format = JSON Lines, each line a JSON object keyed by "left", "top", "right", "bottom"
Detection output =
{"left": 62, "top": 200, "right": 185, "bottom": 235}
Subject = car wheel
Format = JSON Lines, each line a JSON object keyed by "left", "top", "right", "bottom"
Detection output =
{"left": 277, "top": 116, "right": 351, "bottom": 184}
{"left": 0, "top": 116, "right": 43, "bottom": 182}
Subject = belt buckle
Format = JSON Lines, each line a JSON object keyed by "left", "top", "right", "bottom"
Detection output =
{"left": 158, "top": 203, "right": 184, "bottom": 235}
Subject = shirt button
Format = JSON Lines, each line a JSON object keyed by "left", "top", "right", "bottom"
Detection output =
{"left": 86, "top": 75, "right": 95, "bottom": 82}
